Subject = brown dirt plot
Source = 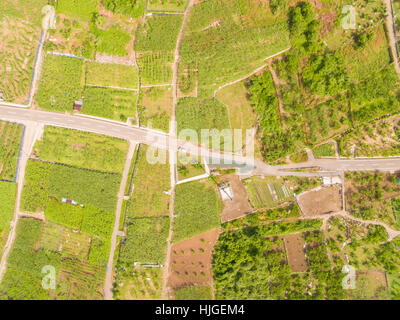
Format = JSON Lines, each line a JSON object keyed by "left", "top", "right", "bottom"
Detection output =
{"left": 298, "top": 186, "right": 342, "bottom": 216}
{"left": 219, "top": 174, "right": 252, "bottom": 222}
{"left": 168, "top": 228, "right": 220, "bottom": 290}
{"left": 284, "top": 234, "right": 307, "bottom": 272}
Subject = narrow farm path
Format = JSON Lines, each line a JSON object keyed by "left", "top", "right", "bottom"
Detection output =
{"left": 104, "top": 141, "right": 136, "bottom": 300}
{"left": 0, "top": 122, "right": 37, "bottom": 283}
{"left": 29, "top": 28, "right": 48, "bottom": 108}
{"left": 268, "top": 60, "right": 289, "bottom": 128}
{"left": 384, "top": 0, "right": 400, "bottom": 78}
{"left": 305, "top": 148, "right": 315, "bottom": 161}
{"left": 211, "top": 47, "right": 291, "bottom": 98}
{"left": 339, "top": 211, "right": 400, "bottom": 241}
{"left": 162, "top": 0, "right": 195, "bottom": 299}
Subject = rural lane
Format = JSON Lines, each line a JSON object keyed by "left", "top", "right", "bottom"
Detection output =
{"left": 103, "top": 141, "right": 136, "bottom": 300}
{"left": 1, "top": 104, "right": 400, "bottom": 175}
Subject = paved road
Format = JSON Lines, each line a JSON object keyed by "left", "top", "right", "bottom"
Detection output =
{"left": 1, "top": 104, "right": 400, "bottom": 175}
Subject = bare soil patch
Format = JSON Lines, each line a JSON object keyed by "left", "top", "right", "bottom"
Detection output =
{"left": 284, "top": 233, "right": 307, "bottom": 272}
{"left": 298, "top": 186, "right": 342, "bottom": 216}
{"left": 219, "top": 174, "right": 252, "bottom": 222}
{"left": 168, "top": 228, "right": 220, "bottom": 291}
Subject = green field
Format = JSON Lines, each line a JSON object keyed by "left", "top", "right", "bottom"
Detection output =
{"left": 176, "top": 98, "right": 230, "bottom": 148}
{"left": 103, "top": 0, "right": 145, "bottom": 18}
{"left": 57, "top": 0, "right": 100, "bottom": 21}
{"left": 173, "top": 180, "right": 221, "bottom": 243}
{"left": 174, "top": 285, "right": 213, "bottom": 300}
{"left": 147, "top": 0, "right": 187, "bottom": 12}
{"left": 180, "top": 0, "right": 290, "bottom": 98}
{"left": 86, "top": 62, "right": 138, "bottom": 89}
{"left": 96, "top": 25, "right": 132, "bottom": 57}
{"left": 114, "top": 266, "right": 163, "bottom": 300}
{"left": 36, "top": 55, "right": 84, "bottom": 112}
{"left": 82, "top": 87, "right": 138, "bottom": 122}
{"left": 243, "top": 177, "right": 292, "bottom": 209}
{"left": 119, "top": 216, "right": 169, "bottom": 263}
{"left": 138, "top": 86, "right": 173, "bottom": 132}
{"left": 313, "top": 142, "right": 336, "bottom": 158}
{"left": 137, "top": 52, "right": 174, "bottom": 85}
{"left": 0, "top": 182, "right": 16, "bottom": 253}
{"left": 0, "top": 218, "right": 107, "bottom": 300}
{"left": 21, "top": 159, "right": 122, "bottom": 215}
{"left": 136, "top": 14, "right": 183, "bottom": 52}
{"left": 35, "top": 126, "right": 128, "bottom": 173}
{"left": 0, "top": 121, "right": 23, "bottom": 181}
{"left": 45, "top": 198, "right": 114, "bottom": 238}
{"left": 128, "top": 145, "right": 170, "bottom": 217}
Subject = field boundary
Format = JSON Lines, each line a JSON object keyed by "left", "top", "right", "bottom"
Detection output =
{"left": 13, "top": 125, "right": 26, "bottom": 183}
{"left": 145, "top": 0, "right": 190, "bottom": 14}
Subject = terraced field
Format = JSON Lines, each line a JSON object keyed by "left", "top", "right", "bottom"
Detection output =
{"left": 0, "top": 17, "right": 40, "bottom": 104}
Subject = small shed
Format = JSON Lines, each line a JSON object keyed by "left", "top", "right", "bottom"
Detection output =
{"left": 73, "top": 99, "right": 83, "bottom": 111}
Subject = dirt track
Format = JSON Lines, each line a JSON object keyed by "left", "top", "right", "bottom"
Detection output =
{"left": 104, "top": 141, "right": 136, "bottom": 300}
{"left": 162, "top": 0, "right": 195, "bottom": 299}
{"left": 384, "top": 0, "right": 400, "bottom": 77}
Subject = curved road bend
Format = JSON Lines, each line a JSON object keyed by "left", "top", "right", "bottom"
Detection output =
{"left": 1, "top": 105, "right": 400, "bottom": 174}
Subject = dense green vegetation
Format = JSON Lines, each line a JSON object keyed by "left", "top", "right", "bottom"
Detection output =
{"left": 82, "top": 87, "right": 137, "bottom": 122}
{"left": 147, "top": 0, "right": 187, "bottom": 12}
{"left": 48, "top": 164, "right": 121, "bottom": 213}
{"left": 95, "top": 25, "right": 132, "bottom": 57}
{"left": 180, "top": 0, "right": 290, "bottom": 98}
{"left": 137, "top": 52, "right": 174, "bottom": 85}
{"left": 36, "top": 55, "right": 84, "bottom": 112}
{"left": 103, "top": 0, "right": 145, "bottom": 18}
{"left": 135, "top": 15, "right": 183, "bottom": 52}
{"left": 21, "top": 161, "right": 121, "bottom": 214}
{"left": 173, "top": 180, "right": 221, "bottom": 243}
{"left": 176, "top": 98, "right": 229, "bottom": 147}
{"left": 0, "top": 182, "right": 16, "bottom": 252}
{"left": 248, "top": 72, "right": 280, "bottom": 135}
{"left": 0, "top": 217, "right": 108, "bottom": 300}
{"left": 57, "top": 0, "right": 100, "bottom": 21}
{"left": 0, "top": 122, "right": 23, "bottom": 181}
{"left": 213, "top": 220, "right": 345, "bottom": 300}
{"left": 0, "top": 219, "right": 56, "bottom": 300}
{"left": 313, "top": 142, "right": 336, "bottom": 158}
{"left": 302, "top": 52, "right": 348, "bottom": 97}
{"left": 45, "top": 198, "right": 114, "bottom": 239}
{"left": 21, "top": 160, "right": 53, "bottom": 212}
{"left": 119, "top": 216, "right": 169, "bottom": 263}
